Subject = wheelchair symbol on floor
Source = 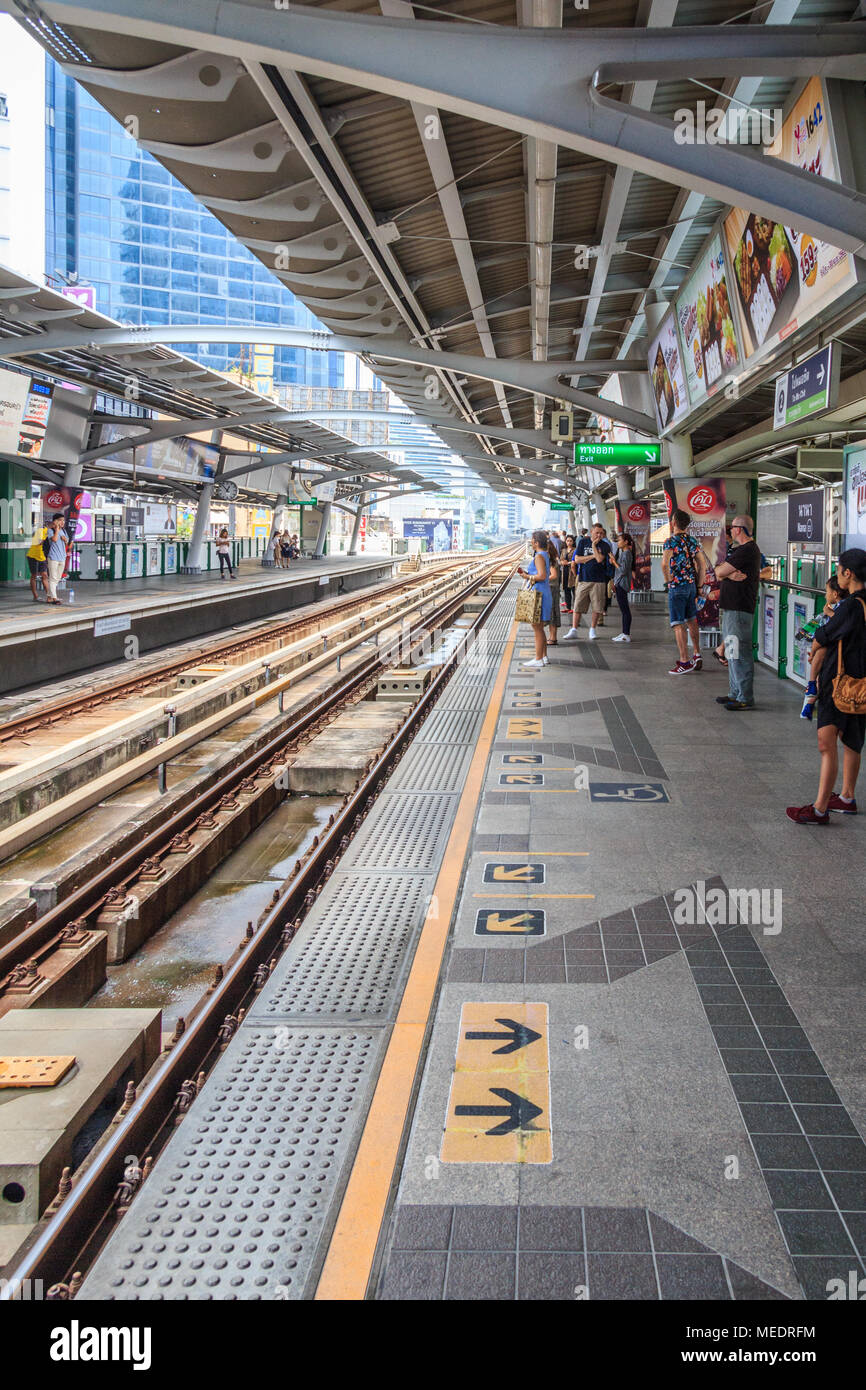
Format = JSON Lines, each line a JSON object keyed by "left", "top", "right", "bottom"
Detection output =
{"left": 589, "top": 782, "right": 669, "bottom": 803}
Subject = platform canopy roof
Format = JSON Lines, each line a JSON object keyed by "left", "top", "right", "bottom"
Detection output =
{"left": 0, "top": 263, "right": 444, "bottom": 506}
{"left": 4, "top": 0, "right": 866, "bottom": 503}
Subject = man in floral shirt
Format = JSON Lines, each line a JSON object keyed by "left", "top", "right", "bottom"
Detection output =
{"left": 662, "top": 508, "right": 706, "bottom": 675}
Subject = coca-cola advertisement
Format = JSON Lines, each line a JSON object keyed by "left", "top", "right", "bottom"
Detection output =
{"left": 615, "top": 499, "right": 652, "bottom": 592}
{"left": 42, "top": 484, "right": 86, "bottom": 569}
{"left": 662, "top": 478, "right": 727, "bottom": 627}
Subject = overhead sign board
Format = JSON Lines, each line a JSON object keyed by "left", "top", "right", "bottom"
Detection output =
{"left": 787, "top": 489, "right": 825, "bottom": 545}
{"left": 774, "top": 344, "right": 839, "bottom": 430}
{"left": 549, "top": 501, "right": 574, "bottom": 511}
{"left": 575, "top": 441, "right": 662, "bottom": 468}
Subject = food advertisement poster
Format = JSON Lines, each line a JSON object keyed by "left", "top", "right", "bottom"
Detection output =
{"left": 723, "top": 77, "right": 857, "bottom": 361}
{"left": 762, "top": 590, "right": 777, "bottom": 664}
{"left": 791, "top": 597, "right": 812, "bottom": 682}
{"left": 615, "top": 499, "right": 652, "bottom": 592}
{"left": 662, "top": 477, "right": 727, "bottom": 628}
{"left": 647, "top": 309, "right": 689, "bottom": 434}
{"left": 676, "top": 234, "right": 741, "bottom": 404}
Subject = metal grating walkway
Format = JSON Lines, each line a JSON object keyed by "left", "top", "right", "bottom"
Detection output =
{"left": 78, "top": 584, "right": 515, "bottom": 1300}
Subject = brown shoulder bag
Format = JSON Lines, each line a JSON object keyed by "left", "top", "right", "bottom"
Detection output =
{"left": 832, "top": 595, "right": 866, "bottom": 715}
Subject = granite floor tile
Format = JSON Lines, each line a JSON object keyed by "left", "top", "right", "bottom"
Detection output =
{"left": 656, "top": 1253, "right": 730, "bottom": 1300}
{"left": 445, "top": 1251, "right": 516, "bottom": 1300}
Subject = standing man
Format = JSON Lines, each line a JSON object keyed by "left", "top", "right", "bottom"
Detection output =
{"left": 563, "top": 522, "right": 612, "bottom": 641}
{"left": 662, "top": 508, "right": 706, "bottom": 674}
{"left": 44, "top": 512, "right": 69, "bottom": 605}
{"left": 714, "top": 514, "right": 761, "bottom": 710}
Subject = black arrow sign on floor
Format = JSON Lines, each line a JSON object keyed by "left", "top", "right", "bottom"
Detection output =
{"left": 455, "top": 1087, "right": 543, "bottom": 1136}
{"left": 464, "top": 1018, "right": 542, "bottom": 1054}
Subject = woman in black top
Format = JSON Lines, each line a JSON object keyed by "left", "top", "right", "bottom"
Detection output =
{"left": 787, "top": 548, "right": 866, "bottom": 825}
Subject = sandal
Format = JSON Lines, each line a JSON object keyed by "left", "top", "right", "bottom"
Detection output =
{"left": 712, "top": 651, "right": 728, "bottom": 666}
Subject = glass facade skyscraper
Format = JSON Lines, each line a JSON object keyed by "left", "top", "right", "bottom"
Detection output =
{"left": 45, "top": 59, "right": 343, "bottom": 391}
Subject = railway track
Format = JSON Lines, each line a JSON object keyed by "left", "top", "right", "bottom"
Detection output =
{"left": 0, "top": 553, "right": 471, "bottom": 744}
{"left": 0, "top": 553, "right": 518, "bottom": 1295}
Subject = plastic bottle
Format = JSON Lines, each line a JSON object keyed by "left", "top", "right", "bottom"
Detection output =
{"left": 66, "top": 587, "right": 75, "bottom": 604}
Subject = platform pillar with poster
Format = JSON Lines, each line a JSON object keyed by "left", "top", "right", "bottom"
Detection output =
{"left": 0, "top": 459, "right": 32, "bottom": 582}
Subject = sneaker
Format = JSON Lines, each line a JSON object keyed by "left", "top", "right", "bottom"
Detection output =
{"left": 668, "top": 659, "right": 694, "bottom": 675}
{"left": 611, "top": 634, "right": 631, "bottom": 643}
{"left": 716, "top": 695, "right": 733, "bottom": 704}
{"left": 827, "top": 793, "right": 857, "bottom": 814}
{"left": 541, "top": 656, "right": 550, "bottom": 665}
{"left": 521, "top": 658, "right": 545, "bottom": 669}
{"left": 724, "top": 701, "right": 754, "bottom": 711}
{"left": 692, "top": 655, "right": 703, "bottom": 670}
{"left": 786, "top": 803, "right": 829, "bottom": 825}
{"left": 588, "top": 627, "right": 597, "bottom": 640}
{"left": 562, "top": 628, "right": 580, "bottom": 641}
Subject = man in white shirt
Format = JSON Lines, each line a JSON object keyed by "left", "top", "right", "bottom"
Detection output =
{"left": 45, "top": 512, "right": 69, "bottom": 605}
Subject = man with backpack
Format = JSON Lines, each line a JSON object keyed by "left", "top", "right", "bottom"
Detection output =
{"left": 662, "top": 508, "right": 706, "bottom": 674}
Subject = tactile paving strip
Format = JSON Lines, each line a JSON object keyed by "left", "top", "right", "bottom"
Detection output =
{"left": 253, "top": 873, "right": 433, "bottom": 1021}
{"left": 387, "top": 741, "right": 474, "bottom": 793}
{"left": 79, "top": 1027, "right": 385, "bottom": 1301}
{"left": 340, "top": 791, "right": 456, "bottom": 872}
{"left": 416, "top": 707, "right": 486, "bottom": 745}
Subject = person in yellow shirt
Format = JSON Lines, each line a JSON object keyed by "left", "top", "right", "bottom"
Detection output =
{"left": 26, "top": 525, "right": 49, "bottom": 603}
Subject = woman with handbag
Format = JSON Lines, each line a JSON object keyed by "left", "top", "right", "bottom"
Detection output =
{"left": 787, "top": 548, "right": 866, "bottom": 825}
{"left": 516, "top": 530, "right": 552, "bottom": 669}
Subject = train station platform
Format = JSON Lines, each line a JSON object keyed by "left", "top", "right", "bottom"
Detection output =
{"left": 0, "top": 554, "right": 397, "bottom": 692}
{"left": 77, "top": 580, "right": 866, "bottom": 1303}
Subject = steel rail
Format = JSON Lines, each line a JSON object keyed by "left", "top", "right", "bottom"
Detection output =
{"left": 0, "top": 552, "right": 518, "bottom": 1295}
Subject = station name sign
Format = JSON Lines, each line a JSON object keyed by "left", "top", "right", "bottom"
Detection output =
{"left": 574, "top": 441, "right": 662, "bottom": 468}
{"left": 774, "top": 344, "right": 839, "bottom": 431}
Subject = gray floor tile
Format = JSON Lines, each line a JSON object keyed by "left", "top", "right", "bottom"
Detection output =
{"left": 778, "top": 1210, "right": 857, "bottom": 1256}
{"left": 380, "top": 1251, "right": 448, "bottom": 1300}
{"left": 445, "top": 1251, "right": 516, "bottom": 1300}
{"left": 792, "top": 1256, "right": 866, "bottom": 1300}
{"left": 517, "top": 1252, "right": 586, "bottom": 1300}
{"left": 762, "top": 1170, "right": 835, "bottom": 1211}
{"left": 656, "top": 1253, "right": 731, "bottom": 1300}
{"left": 518, "top": 1205, "right": 584, "bottom": 1252}
{"left": 584, "top": 1206, "right": 651, "bottom": 1252}
{"left": 451, "top": 1204, "right": 518, "bottom": 1251}
{"left": 586, "top": 1253, "right": 659, "bottom": 1299}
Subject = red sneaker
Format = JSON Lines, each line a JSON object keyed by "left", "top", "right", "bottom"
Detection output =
{"left": 827, "top": 793, "right": 857, "bottom": 814}
{"left": 668, "top": 659, "right": 694, "bottom": 675}
{"left": 786, "top": 803, "right": 830, "bottom": 825}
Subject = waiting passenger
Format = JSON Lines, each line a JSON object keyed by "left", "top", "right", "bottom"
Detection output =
{"left": 44, "top": 512, "right": 69, "bottom": 606}
{"left": 713, "top": 515, "right": 761, "bottom": 710}
{"left": 517, "top": 529, "right": 551, "bottom": 669}
{"left": 662, "top": 508, "right": 706, "bottom": 674}
{"left": 289, "top": 534, "right": 300, "bottom": 559}
{"left": 27, "top": 523, "right": 50, "bottom": 603}
{"left": 563, "top": 523, "right": 611, "bottom": 641}
{"left": 561, "top": 534, "right": 576, "bottom": 614}
{"left": 611, "top": 532, "right": 634, "bottom": 643}
{"left": 280, "top": 532, "right": 292, "bottom": 568}
{"left": 546, "top": 538, "right": 561, "bottom": 647}
{"left": 216, "top": 528, "right": 235, "bottom": 579}
{"left": 787, "top": 548, "right": 866, "bottom": 824}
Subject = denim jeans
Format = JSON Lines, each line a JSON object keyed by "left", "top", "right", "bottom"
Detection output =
{"left": 721, "top": 608, "right": 755, "bottom": 704}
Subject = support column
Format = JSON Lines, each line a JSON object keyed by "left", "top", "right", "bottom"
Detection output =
{"left": 591, "top": 489, "right": 612, "bottom": 530}
{"left": 313, "top": 501, "right": 333, "bottom": 559}
{"left": 348, "top": 493, "right": 367, "bottom": 555}
{"left": 579, "top": 500, "right": 592, "bottom": 532}
{"left": 183, "top": 429, "right": 221, "bottom": 573}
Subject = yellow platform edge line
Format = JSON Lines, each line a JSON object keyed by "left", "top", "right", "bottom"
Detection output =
{"left": 314, "top": 620, "right": 519, "bottom": 1301}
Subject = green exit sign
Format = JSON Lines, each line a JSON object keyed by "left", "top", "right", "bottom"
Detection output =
{"left": 549, "top": 502, "right": 574, "bottom": 511}
{"left": 575, "top": 442, "right": 662, "bottom": 467}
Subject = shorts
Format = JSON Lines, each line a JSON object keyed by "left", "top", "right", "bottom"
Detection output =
{"left": 27, "top": 557, "right": 46, "bottom": 576}
{"left": 574, "top": 580, "right": 607, "bottom": 616}
{"left": 668, "top": 582, "right": 697, "bottom": 626}
{"left": 816, "top": 692, "right": 866, "bottom": 753}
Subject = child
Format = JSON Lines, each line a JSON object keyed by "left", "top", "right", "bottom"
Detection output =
{"left": 800, "top": 574, "right": 842, "bottom": 720}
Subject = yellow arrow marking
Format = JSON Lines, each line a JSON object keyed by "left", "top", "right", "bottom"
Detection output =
{"left": 483, "top": 913, "right": 535, "bottom": 932}
{"left": 491, "top": 865, "right": 537, "bottom": 881}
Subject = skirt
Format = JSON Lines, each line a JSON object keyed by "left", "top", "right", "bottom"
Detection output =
{"left": 534, "top": 580, "right": 553, "bottom": 623}
{"left": 816, "top": 692, "right": 866, "bottom": 753}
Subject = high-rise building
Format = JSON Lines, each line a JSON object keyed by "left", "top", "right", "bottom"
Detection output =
{"left": 0, "top": 18, "right": 46, "bottom": 281}
{"left": 43, "top": 56, "right": 342, "bottom": 392}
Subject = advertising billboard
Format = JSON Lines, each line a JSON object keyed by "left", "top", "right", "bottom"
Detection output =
{"left": 647, "top": 309, "right": 689, "bottom": 434}
{"left": 94, "top": 423, "right": 219, "bottom": 481}
{"left": 18, "top": 380, "right": 54, "bottom": 459}
{"left": 675, "top": 232, "right": 742, "bottom": 405}
{"left": 403, "top": 517, "right": 454, "bottom": 552}
{"left": 614, "top": 499, "right": 652, "bottom": 593}
{"left": 844, "top": 444, "right": 866, "bottom": 550}
{"left": 0, "top": 368, "right": 29, "bottom": 455}
{"left": 723, "top": 77, "right": 857, "bottom": 362}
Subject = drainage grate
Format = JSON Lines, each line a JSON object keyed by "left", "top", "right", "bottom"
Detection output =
{"left": 387, "top": 741, "right": 474, "bottom": 792}
{"left": 79, "top": 1026, "right": 384, "bottom": 1301}
{"left": 416, "top": 708, "right": 485, "bottom": 745}
{"left": 252, "top": 873, "right": 432, "bottom": 1020}
{"left": 341, "top": 792, "right": 456, "bottom": 872}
